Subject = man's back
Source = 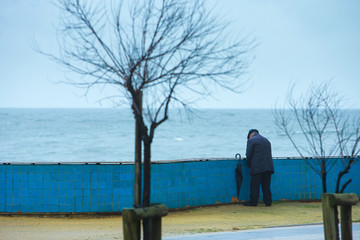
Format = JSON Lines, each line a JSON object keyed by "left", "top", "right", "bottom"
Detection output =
{"left": 246, "top": 133, "right": 274, "bottom": 175}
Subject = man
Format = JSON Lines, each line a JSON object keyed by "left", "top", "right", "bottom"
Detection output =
{"left": 244, "top": 129, "right": 274, "bottom": 206}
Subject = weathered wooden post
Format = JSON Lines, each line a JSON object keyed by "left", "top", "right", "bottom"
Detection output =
{"left": 123, "top": 204, "right": 169, "bottom": 240}
{"left": 123, "top": 208, "right": 141, "bottom": 240}
{"left": 322, "top": 193, "right": 359, "bottom": 240}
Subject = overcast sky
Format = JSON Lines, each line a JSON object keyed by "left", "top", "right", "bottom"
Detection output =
{"left": 1, "top": 0, "right": 359, "bottom": 109}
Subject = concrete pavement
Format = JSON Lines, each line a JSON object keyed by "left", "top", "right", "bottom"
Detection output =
{"left": 164, "top": 223, "right": 360, "bottom": 240}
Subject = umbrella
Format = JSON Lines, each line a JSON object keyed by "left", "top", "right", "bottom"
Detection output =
{"left": 235, "top": 153, "right": 243, "bottom": 196}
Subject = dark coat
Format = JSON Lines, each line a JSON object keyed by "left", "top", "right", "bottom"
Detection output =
{"left": 246, "top": 133, "right": 274, "bottom": 175}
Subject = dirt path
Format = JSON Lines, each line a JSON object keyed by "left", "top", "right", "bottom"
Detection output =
{"left": 1, "top": 202, "right": 359, "bottom": 240}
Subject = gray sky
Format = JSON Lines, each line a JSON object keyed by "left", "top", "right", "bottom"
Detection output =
{"left": 1, "top": 0, "right": 360, "bottom": 109}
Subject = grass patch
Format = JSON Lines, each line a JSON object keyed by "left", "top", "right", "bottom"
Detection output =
{"left": 0, "top": 200, "right": 358, "bottom": 239}
{"left": 195, "top": 228, "right": 223, "bottom": 233}
{"left": 162, "top": 201, "right": 360, "bottom": 237}
{"left": 302, "top": 205, "right": 321, "bottom": 209}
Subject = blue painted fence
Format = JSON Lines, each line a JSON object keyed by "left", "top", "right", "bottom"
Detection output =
{"left": 0, "top": 158, "right": 359, "bottom": 213}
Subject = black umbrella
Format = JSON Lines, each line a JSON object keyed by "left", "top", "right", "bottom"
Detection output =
{"left": 235, "top": 153, "right": 243, "bottom": 197}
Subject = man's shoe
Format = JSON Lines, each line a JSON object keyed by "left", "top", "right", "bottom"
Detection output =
{"left": 243, "top": 202, "right": 257, "bottom": 206}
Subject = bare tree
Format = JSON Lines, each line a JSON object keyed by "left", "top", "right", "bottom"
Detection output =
{"left": 38, "top": 0, "right": 253, "bottom": 237}
{"left": 274, "top": 82, "right": 360, "bottom": 194}
{"left": 334, "top": 117, "right": 360, "bottom": 193}
{"left": 274, "top": 82, "right": 360, "bottom": 240}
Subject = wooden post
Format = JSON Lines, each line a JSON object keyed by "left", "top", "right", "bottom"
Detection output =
{"left": 123, "top": 204, "right": 168, "bottom": 240}
{"left": 322, "top": 194, "right": 337, "bottom": 240}
{"left": 133, "top": 204, "right": 168, "bottom": 219}
{"left": 341, "top": 205, "right": 352, "bottom": 240}
{"left": 148, "top": 217, "right": 162, "bottom": 240}
{"left": 322, "top": 193, "right": 359, "bottom": 240}
{"left": 123, "top": 208, "right": 141, "bottom": 240}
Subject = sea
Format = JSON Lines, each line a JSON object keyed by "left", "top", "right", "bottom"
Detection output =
{"left": 0, "top": 108, "right": 358, "bottom": 163}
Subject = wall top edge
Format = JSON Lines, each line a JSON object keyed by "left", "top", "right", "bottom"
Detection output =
{"left": 0, "top": 156, "right": 354, "bottom": 166}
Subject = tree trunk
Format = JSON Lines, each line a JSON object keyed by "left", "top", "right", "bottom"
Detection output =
{"left": 321, "top": 172, "right": 327, "bottom": 193}
{"left": 143, "top": 140, "right": 151, "bottom": 207}
{"left": 321, "top": 159, "right": 327, "bottom": 193}
{"left": 142, "top": 140, "right": 152, "bottom": 240}
{"left": 134, "top": 92, "right": 142, "bottom": 207}
{"left": 335, "top": 158, "right": 353, "bottom": 193}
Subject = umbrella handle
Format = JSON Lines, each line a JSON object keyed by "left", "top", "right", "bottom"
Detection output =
{"left": 235, "top": 153, "right": 241, "bottom": 159}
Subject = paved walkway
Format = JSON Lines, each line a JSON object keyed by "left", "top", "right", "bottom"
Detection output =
{"left": 164, "top": 223, "right": 360, "bottom": 240}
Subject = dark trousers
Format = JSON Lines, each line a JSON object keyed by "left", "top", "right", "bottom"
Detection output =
{"left": 250, "top": 171, "right": 272, "bottom": 206}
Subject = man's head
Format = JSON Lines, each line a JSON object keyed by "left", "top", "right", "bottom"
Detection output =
{"left": 247, "top": 129, "right": 259, "bottom": 140}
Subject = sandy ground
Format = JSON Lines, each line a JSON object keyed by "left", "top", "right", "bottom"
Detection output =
{"left": 1, "top": 202, "right": 359, "bottom": 240}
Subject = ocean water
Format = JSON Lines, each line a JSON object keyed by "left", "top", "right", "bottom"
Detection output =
{"left": 0, "top": 108, "right": 357, "bottom": 163}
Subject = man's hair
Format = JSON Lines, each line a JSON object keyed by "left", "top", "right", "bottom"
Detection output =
{"left": 247, "top": 129, "right": 259, "bottom": 140}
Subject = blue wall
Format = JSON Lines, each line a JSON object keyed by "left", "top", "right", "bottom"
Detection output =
{"left": 0, "top": 158, "right": 359, "bottom": 213}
